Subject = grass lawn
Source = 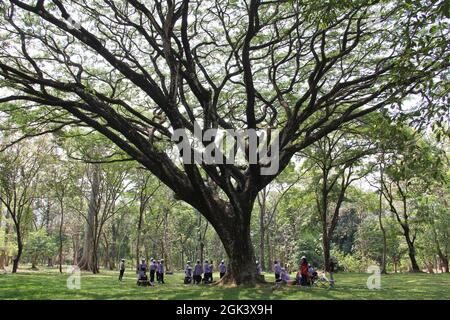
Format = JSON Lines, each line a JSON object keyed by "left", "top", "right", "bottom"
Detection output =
{"left": 0, "top": 267, "right": 449, "bottom": 300}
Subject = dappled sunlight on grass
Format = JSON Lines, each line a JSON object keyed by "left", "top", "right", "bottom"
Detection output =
{"left": 0, "top": 268, "right": 449, "bottom": 300}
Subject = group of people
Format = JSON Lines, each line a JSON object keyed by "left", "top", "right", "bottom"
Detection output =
{"left": 118, "top": 258, "right": 166, "bottom": 286}
{"left": 273, "top": 256, "right": 335, "bottom": 287}
{"left": 119, "top": 255, "right": 335, "bottom": 287}
{"left": 184, "top": 260, "right": 227, "bottom": 284}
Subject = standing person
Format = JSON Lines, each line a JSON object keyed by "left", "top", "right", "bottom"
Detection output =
{"left": 219, "top": 260, "right": 227, "bottom": 279}
{"left": 256, "top": 260, "right": 262, "bottom": 275}
{"left": 155, "top": 260, "right": 161, "bottom": 283}
{"left": 203, "top": 260, "right": 211, "bottom": 284}
{"left": 158, "top": 259, "right": 165, "bottom": 284}
{"left": 149, "top": 258, "right": 157, "bottom": 284}
{"left": 329, "top": 258, "right": 336, "bottom": 287}
{"left": 274, "top": 261, "right": 282, "bottom": 281}
{"left": 193, "top": 260, "right": 203, "bottom": 284}
{"left": 184, "top": 261, "right": 193, "bottom": 284}
{"left": 118, "top": 259, "right": 126, "bottom": 281}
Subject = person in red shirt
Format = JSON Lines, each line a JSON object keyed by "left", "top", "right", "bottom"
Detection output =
{"left": 300, "top": 256, "right": 310, "bottom": 286}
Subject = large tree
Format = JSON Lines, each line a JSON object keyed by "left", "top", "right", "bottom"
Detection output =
{"left": 0, "top": 0, "right": 447, "bottom": 284}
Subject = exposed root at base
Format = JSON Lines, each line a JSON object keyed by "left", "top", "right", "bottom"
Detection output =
{"left": 212, "top": 274, "right": 268, "bottom": 287}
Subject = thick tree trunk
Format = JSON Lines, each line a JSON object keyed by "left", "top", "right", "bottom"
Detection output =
{"left": 219, "top": 225, "right": 260, "bottom": 285}
{"left": 79, "top": 165, "right": 100, "bottom": 272}
{"left": 442, "top": 257, "right": 449, "bottom": 273}
{"left": 212, "top": 204, "right": 262, "bottom": 286}
{"left": 32, "top": 256, "right": 39, "bottom": 270}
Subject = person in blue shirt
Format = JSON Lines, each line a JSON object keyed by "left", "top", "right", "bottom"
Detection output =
{"left": 193, "top": 260, "right": 203, "bottom": 284}
{"left": 184, "top": 261, "right": 193, "bottom": 284}
{"left": 274, "top": 261, "right": 282, "bottom": 281}
{"left": 203, "top": 260, "right": 211, "bottom": 284}
{"left": 157, "top": 259, "right": 165, "bottom": 284}
{"left": 256, "top": 260, "right": 262, "bottom": 275}
{"left": 219, "top": 260, "right": 227, "bottom": 279}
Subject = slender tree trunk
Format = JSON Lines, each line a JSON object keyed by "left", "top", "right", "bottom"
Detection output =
{"left": 0, "top": 207, "right": 4, "bottom": 270}
{"left": 430, "top": 216, "right": 448, "bottom": 273}
{"left": 323, "top": 235, "right": 331, "bottom": 272}
{"left": 110, "top": 224, "right": 117, "bottom": 270}
{"left": 72, "top": 234, "right": 79, "bottom": 265}
{"left": 136, "top": 205, "right": 144, "bottom": 272}
{"left": 0, "top": 208, "right": 5, "bottom": 270}
{"left": 400, "top": 197, "right": 420, "bottom": 272}
{"left": 0, "top": 250, "right": 5, "bottom": 270}
{"left": 267, "top": 232, "right": 272, "bottom": 271}
{"left": 404, "top": 232, "right": 420, "bottom": 272}
{"left": 258, "top": 193, "right": 266, "bottom": 271}
{"left": 378, "top": 157, "right": 387, "bottom": 274}
{"left": 12, "top": 231, "right": 22, "bottom": 273}
{"left": 59, "top": 200, "right": 64, "bottom": 274}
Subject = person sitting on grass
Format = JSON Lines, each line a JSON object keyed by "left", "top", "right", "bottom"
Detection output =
{"left": 138, "top": 259, "right": 147, "bottom": 279}
{"left": 256, "top": 260, "right": 262, "bottom": 275}
{"left": 118, "top": 259, "right": 125, "bottom": 282}
{"left": 275, "top": 268, "right": 291, "bottom": 284}
{"left": 193, "top": 260, "right": 203, "bottom": 284}
{"left": 308, "top": 264, "right": 319, "bottom": 284}
{"left": 137, "top": 258, "right": 152, "bottom": 286}
{"left": 184, "top": 261, "right": 193, "bottom": 284}
{"left": 294, "top": 270, "right": 302, "bottom": 285}
{"left": 219, "top": 260, "right": 226, "bottom": 279}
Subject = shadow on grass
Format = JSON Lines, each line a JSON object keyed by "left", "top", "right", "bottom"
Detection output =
{"left": 0, "top": 269, "right": 449, "bottom": 300}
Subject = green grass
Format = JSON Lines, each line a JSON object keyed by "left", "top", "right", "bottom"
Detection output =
{"left": 0, "top": 267, "right": 449, "bottom": 300}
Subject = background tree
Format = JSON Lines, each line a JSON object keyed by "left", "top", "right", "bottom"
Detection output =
{"left": 301, "top": 125, "right": 376, "bottom": 271}
{"left": 380, "top": 129, "right": 446, "bottom": 272}
{"left": 0, "top": 138, "right": 50, "bottom": 272}
{"left": 23, "top": 229, "right": 57, "bottom": 270}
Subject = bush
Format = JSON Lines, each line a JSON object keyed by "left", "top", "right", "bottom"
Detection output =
{"left": 331, "top": 250, "right": 378, "bottom": 273}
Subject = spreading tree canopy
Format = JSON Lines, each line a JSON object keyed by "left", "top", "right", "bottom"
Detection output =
{"left": 0, "top": 0, "right": 448, "bottom": 284}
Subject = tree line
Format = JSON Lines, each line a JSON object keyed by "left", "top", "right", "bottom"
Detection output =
{"left": 1, "top": 113, "right": 448, "bottom": 275}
